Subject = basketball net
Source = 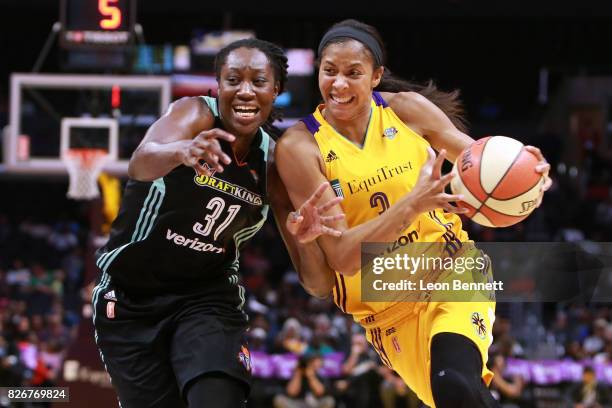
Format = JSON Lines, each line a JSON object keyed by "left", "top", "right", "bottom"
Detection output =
{"left": 62, "top": 148, "right": 110, "bottom": 200}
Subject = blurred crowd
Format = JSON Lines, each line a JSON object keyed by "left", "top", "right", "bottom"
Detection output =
{"left": 0, "top": 216, "right": 84, "bottom": 396}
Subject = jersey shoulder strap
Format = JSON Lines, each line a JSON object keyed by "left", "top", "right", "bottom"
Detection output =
{"left": 200, "top": 95, "right": 219, "bottom": 117}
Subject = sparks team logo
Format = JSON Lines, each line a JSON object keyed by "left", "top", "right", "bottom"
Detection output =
{"left": 325, "top": 150, "right": 339, "bottom": 162}
{"left": 106, "top": 301, "right": 115, "bottom": 319}
{"left": 383, "top": 127, "right": 398, "bottom": 140}
{"left": 238, "top": 345, "right": 251, "bottom": 372}
{"left": 471, "top": 312, "right": 487, "bottom": 340}
{"left": 103, "top": 290, "right": 117, "bottom": 301}
{"left": 392, "top": 336, "right": 401, "bottom": 353}
{"left": 330, "top": 179, "right": 345, "bottom": 198}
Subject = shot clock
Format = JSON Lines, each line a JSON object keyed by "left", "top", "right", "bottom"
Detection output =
{"left": 60, "top": 0, "right": 136, "bottom": 48}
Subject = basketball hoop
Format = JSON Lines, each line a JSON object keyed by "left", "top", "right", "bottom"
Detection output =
{"left": 62, "top": 148, "right": 110, "bottom": 200}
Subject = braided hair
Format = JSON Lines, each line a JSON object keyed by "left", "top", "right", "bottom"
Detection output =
{"left": 215, "top": 38, "right": 289, "bottom": 138}
{"left": 319, "top": 19, "right": 467, "bottom": 132}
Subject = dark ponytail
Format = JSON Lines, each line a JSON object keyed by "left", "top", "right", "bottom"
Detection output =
{"left": 376, "top": 69, "right": 467, "bottom": 132}
{"left": 320, "top": 19, "right": 467, "bottom": 132}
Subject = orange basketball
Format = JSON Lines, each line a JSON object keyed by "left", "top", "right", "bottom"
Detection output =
{"left": 450, "top": 136, "right": 544, "bottom": 227}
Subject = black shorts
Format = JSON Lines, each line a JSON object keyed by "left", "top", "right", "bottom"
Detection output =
{"left": 92, "top": 271, "right": 251, "bottom": 408}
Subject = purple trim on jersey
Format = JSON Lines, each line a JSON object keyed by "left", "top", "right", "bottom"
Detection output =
{"left": 372, "top": 91, "right": 388, "bottom": 107}
{"left": 302, "top": 114, "right": 321, "bottom": 135}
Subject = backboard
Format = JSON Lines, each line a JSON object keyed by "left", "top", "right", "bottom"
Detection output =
{"left": 5, "top": 73, "right": 171, "bottom": 175}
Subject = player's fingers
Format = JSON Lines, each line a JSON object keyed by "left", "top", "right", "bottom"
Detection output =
{"left": 286, "top": 215, "right": 304, "bottom": 234}
{"left": 541, "top": 176, "right": 552, "bottom": 192}
{"left": 432, "top": 149, "right": 446, "bottom": 180}
{"left": 195, "top": 138, "right": 231, "bottom": 165}
{"left": 535, "top": 162, "right": 550, "bottom": 174}
{"left": 317, "top": 196, "right": 343, "bottom": 213}
{"left": 426, "top": 146, "right": 436, "bottom": 163}
{"left": 439, "top": 193, "right": 464, "bottom": 203}
{"left": 524, "top": 145, "right": 545, "bottom": 161}
{"left": 288, "top": 211, "right": 303, "bottom": 224}
{"left": 320, "top": 214, "right": 345, "bottom": 224}
{"left": 200, "top": 151, "right": 224, "bottom": 173}
{"left": 446, "top": 204, "right": 469, "bottom": 214}
{"left": 437, "top": 172, "right": 455, "bottom": 189}
{"left": 320, "top": 225, "right": 343, "bottom": 238}
{"left": 187, "top": 147, "right": 215, "bottom": 170}
{"left": 202, "top": 128, "right": 236, "bottom": 143}
{"left": 206, "top": 139, "right": 232, "bottom": 165}
{"left": 419, "top": 147, "right": 436, "bottom": 176}
{"left": 304, "top": 182, "right": 330, "bottom": 207}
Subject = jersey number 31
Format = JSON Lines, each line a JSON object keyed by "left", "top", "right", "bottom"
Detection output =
{"left": 193, "top": 197, "right": 241, "bottom": 240}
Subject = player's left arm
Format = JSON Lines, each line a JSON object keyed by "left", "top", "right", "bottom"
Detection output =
{"left": 268, "top": 158, "right": 339, "bottom": 299}
{"left": 382, "top": 91, "right": 552, "bottom": 205}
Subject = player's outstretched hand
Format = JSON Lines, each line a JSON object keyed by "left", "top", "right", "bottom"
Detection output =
{"left": 181, "top": 129, "right": 235, "bottom": 175}
{"left": 524, "top": 145, "right": 552, "bottom": 208}
{"left": 287, "top": 182, "right": 346, "bottom": 244}
{"left": 408, "top": 147, "right": 468, "bottom": 215}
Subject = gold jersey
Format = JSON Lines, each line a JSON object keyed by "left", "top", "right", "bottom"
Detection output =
{"left": 303, "top": 92, "right": 469, "bottom": 321}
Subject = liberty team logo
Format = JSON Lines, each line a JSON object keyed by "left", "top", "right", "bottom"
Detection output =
{"left": 199, "top": 162, "right": 217, "bottom": 177}
{"left": 471, "top": 312, "right": 487, "bottom": 340}
{"left": 383, "top": 127, "right": 398, "bottom": 140}
{"left": 238, "top": 345, "right": 251, "bottom": 373}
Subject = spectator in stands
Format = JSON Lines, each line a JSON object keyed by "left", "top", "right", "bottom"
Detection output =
{"left": 0, "top": 268, "right": 9, "bottom": 300}
{"left": 379, "top": 366, "right": 420, "bottom": 408}
{"left": 0, "top": 214, "right": 11, "bottom": 245}
{"left": 45, "top": 312, "right": 73, "bottom": 348}
{"left": 274, "top": 353, "right": 334, "bottom": 408}
{"left": 248, "top": 327, "right": 269, "bottom": 352}
{"left": 0, "top": 354, "right": 27, "bottom": 388}
{"left": 568, "top": 366, "right": 611, "bottom": 408}
{"left": 334, "top": 333, "right": 381, "bottom": 408}
{"left": 551, "top": 310, "right": 572, "bottom": 348}
{"left": 593, "top": 337, "right": 610, "bottom": 365}
{"left": 583, "top": 318, "right": 608, "bottom": 357}
{"left": 47, "top": 222, "right": 78, "bottom": 255}
{"left": 6, "top": 259, "right": 30, "bottom": 289}
{"left": 39, "top": 339, "right": 64, "bottom": 383}
{"left": 492, "top": 317, "right": 524, "bottom": 358}
{"left": 488, "top": 352, "right": 526, "bottom": 408}
{"left": 277, "top": 317, "right": 308, "bottom": 355}
{"left": 305, "top": 314, "right": 336, "bottom": 356}
{"left": 28, "top": 263, "right": 55, "bottom": 315}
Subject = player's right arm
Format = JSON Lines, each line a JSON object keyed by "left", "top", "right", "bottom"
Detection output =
{"left": 128, "top": 97, "right": 235, "bottom": 181}
{"left": 275, "top": 123, "right": 464, "bottom": 276}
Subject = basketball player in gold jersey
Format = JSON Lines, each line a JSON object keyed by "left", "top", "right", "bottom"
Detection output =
{"left": 276, "top": 20, "right": 552, "bottom": 407}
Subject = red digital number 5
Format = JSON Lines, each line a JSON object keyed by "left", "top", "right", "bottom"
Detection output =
{"left": 99, "top": 0, "right": 122, "bottom": 30}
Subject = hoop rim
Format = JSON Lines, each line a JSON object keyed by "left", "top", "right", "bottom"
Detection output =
{"left": 62, "top": 147, "right": 110, "bottom": 169}
{"left": 64, "top": 147, "right": 109, "bottom": 156}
